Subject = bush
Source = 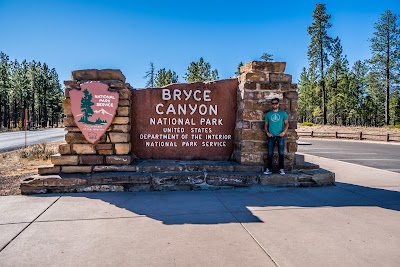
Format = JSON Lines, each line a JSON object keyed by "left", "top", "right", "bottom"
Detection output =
{"left": 19, "top": 143, "right": 57, "bottom": 160}
{"left": 300, "top": 122, "right": 316, "bottom": 126}
{"left": 392, "top": 124, "right": 400, "bottom": 129}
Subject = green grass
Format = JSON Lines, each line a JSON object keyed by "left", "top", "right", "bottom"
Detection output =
{"left": 391, "top": 124, "right": 400, "bottom": 129}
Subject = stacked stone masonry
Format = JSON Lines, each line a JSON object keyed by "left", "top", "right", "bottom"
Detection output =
{"left": 39, "top": 69, "right": 133, "bottom": 175}
{"left": 39, "top": 63, "right": 299, "bottom": 174}
{"left": 233, "top": 61, "right": 298, "bottom": 170}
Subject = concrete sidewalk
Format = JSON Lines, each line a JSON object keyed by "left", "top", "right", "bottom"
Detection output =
{"left": 0, "top": 155, "right": 399, "bottom": 267}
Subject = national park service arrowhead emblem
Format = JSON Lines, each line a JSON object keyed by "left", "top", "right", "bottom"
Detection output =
{"left": 70, "top": 82, "right": 119, "bottom": 144}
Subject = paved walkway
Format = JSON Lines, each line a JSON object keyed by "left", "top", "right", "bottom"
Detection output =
{"left": 0, "top": 155, "right": 399, "bottom": 266}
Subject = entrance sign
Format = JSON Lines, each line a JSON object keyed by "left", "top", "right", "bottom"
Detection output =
{"left": 70, "top": 82, "right": 119, "bottom": 144}
{"left": 131, "top": 79, "right": 238, "bottom": 160}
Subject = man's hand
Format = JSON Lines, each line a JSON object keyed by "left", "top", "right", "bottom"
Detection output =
{"left": 278, "top": 132, "right": 286, "bottom": 137}
{"left": 266, "top": 132, "right": 273, "bottom": 137}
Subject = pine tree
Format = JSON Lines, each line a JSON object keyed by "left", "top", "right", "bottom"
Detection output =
{"left": 155, "top": 68, "right": 178, "bottom": 87}
{"left": 234, "top": 62, "right": 244, "bottom": 76}
{"left": 350, "top": 60, "right": 369, "bottom": 125}
{"left": 369, "top": 10, "right": 400, "bottom": 125}
{"left": 184, "top": 57, "right": 219, "bottom": 82}
{"left": 144, "top": 62, "right": 155, "bottom": 88}
{"left": 307, "top": 3, "right": 333, "bottom": 125}
{"left": 327, "top": 37, "right": 348, "bottom": 124}
{"left": 365, "top": 71, "right": 386, "bottom": 126}
{"left": 298, "top": 67, "right": 320, "bottom": 123}
{"left": 0, "top": 52, "right": 11, "bottom": 129}
{"left": 47, "top": 68, "right": 63, "bottom": 127}
{"left": 390, "top": 89, "right": 400, "bottom": 125}
{"left": 260, "top": 53, "right": 273, "bottom": 61}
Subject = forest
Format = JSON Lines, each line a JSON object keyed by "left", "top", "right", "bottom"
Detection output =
{"left": 0, "top": 52, "right": 63, "bottom": 131}
{"left": 298, "top": 4, "right": 400, "bottom": 127}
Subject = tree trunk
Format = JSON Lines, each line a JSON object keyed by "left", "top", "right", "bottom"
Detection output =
{"left": 0, "top": 94, "right": 2, "bottom": 128}
{"left": 13, "top": 99, "right": 17, "bottom": 128}
{"left": 385, "top": 54, "right": 390, "bottom": 125}
{"left": 320, "top": 42, "right": 327, "bottom": 125}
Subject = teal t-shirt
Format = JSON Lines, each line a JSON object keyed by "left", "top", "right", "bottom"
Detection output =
{"left": 264, "top": 110, "right": 288, "bottom": 137}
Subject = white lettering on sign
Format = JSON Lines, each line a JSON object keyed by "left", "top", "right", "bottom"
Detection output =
{"left": 145, "top": 141, "right": 178, "bottom": 147}
{"left": 155, "top": 103, "right": 217, "bottom": 115}
{"left": 201, "top": 141, "right": 227, "bottom": 147}
{"left": 162, "top": 89, "right": 211, "bottom": 101}
{"left": 94, "top": 94, "right": 114, "bottom": 107}
{"left": 94, "top": 95, "right": 115, "bottom": 99}
{"left": 138, "top": 87, "right": 233, "bottom": 153}
{"left": 150, "top": 118, "right": 197, "bottom": 126}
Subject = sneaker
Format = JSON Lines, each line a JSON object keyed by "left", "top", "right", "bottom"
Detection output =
{"left": 279, "top": 169, "right": 285, "bottom": 175}
{"left": 263, "top": 169, "right": 272, "bottom": 175}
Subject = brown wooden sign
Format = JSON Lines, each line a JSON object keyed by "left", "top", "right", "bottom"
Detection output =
{"left": 70, "top": 82, "right": 119, "bottom": 144}
{"left": 131, "top": 79, "right": 238, "bottom": 160}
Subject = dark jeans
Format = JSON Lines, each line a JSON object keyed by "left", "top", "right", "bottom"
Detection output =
{"left": 267, "top": 136, "right": 285, "bottom": 170}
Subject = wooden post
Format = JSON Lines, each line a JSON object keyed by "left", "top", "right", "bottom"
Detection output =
{"left": 359, "top": 132, "right": 362, "bottom": 140}
{"left": 335, "top": 131, "right": 338, "bottom": 138}
{"left": 387, "top": 133, "right": 390, "bottom": 142}
{"left": 311, "top": 131, "right": 313, "bottom": 137}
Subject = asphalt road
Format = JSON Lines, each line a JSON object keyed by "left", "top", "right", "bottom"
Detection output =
{"left": 298, "top": 138, "right": 400, "bottom": 174}
{"left": 0, "top": 128, "right": 65, "bottom": 152}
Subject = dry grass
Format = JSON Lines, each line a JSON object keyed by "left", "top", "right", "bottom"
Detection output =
{"left": 298, "top": 124, "right": 400, "bottom": 135}
{"left": 0, "top": 141, "right": 61, "bottom": 196}
{"left": 297, "top": 124, "right": 400, "bottom": 141}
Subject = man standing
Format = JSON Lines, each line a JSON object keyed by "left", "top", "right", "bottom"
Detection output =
{"left": 263, "top": 98, "right": 289, "bottom": 175}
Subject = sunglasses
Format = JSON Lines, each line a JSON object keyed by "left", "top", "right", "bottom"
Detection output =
{"left": 271, "top": 102, "right": 279, "bottom": 105}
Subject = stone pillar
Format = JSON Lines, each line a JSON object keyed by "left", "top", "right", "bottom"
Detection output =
{"left": 232, "top": 61, "right": 298, "bottom": 170}
{"left": 39, "top": 69, "right": 133, "bottom": 175}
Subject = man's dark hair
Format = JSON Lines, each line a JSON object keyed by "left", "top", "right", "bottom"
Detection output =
{"left": 271, "top": 98, "right": 279, "bottom": 103}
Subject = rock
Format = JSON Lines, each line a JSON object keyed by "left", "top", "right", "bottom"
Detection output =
{"left": 240, "top": 72, "right": 268, "bottom": 82}
{"left": 112, "top": 124, "right": 130, "bottom": 133}
{"left": 106, "top": 155, "right": 132, "bottom": 165}
{"left": 90, "top": 172, "right": 151, "bottom": 184}
{"left": 98, "top": 149, "right": 114, "bottom": 155}
{"left": 93, "top": 165, "right": 138, "bottom": 172}
{"left": 206, "top": 173, "right": 258, "bottom": 186}
{"left": 109, "top": 133, "right": 130, "bottom": 143}
{"left": 59, "top": 143, "right": 71, "bottom": 155}
{"left": 269, "top": 73, "right": 292, "bottom": 83}
{"left": 119, "top": 89, "right": 131, "bottom": 100}
{"left": 71, "top": 69, "right": 126, "bottom": 82}
{"left": 118, "top": 99, "right": 131, "bottom": 107}
{"left": 97, "top": 69, "right": 126, "bottom": 82}
{"left": 114, "top": 143, "right": 131, "bottom": 154}
{"left": 79, "top": 155, "right": 104, "bottom": 165}
{"left": 51, "top": 154, "right": 79, "bottom": 165}
{"left": 112, "top": 117, "right": 130, "bottom": 125}
{"left": 63, "top": 117, "right": 76, "bottom": 127}
{"left": 284, "top": 91, "right": 298, "bottom": 100}
{"left": 240, "top": 61, "right": 286, "bottom": 73}
{"left": 71, "top": 69, "right": 98, "bottom": 81}
{"left": 61, "top": 166, "right": 93, "bottom": 173}
{"left": 72, "top": 144, "right": 96, "bottom": 154}
{"left": 38, "top": 165, "right": 61, "bottom": 175}
{"left": 260, "top": 173, "right": 297, "bottom": 186}
{"left": 96, "top": 143, "right": 112, "bottom": 150}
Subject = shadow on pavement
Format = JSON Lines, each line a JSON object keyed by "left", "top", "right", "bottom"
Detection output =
{"left": 34, "top": 182, "right": 400, "bottom": 225}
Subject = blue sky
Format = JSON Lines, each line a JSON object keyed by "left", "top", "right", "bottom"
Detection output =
{"left": 1, "top": 0, "right": 399, "bottom": 88}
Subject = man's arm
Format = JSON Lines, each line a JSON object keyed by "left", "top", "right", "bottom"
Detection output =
{"left": 264, "top": 122, "right": 272, "bottom": 137}
{"left": 279, "top": 120, "right": 289, "bottom": 137}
